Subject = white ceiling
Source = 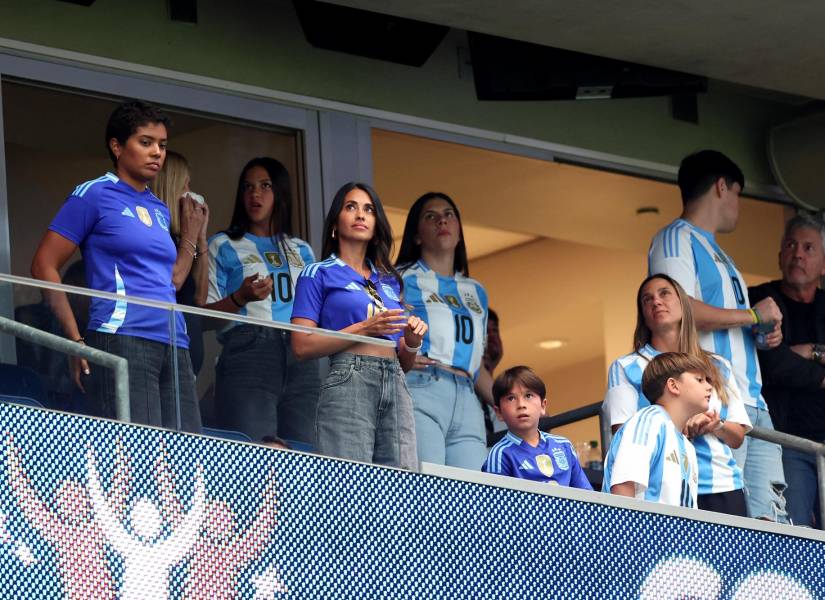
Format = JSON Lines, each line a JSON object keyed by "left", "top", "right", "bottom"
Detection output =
{"left": 328, "top": 0, "right": 825, "bottom": 100}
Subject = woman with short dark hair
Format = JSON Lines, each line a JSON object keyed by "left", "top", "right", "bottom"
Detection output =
{"left": 31, "top": 100, "right": 201, "bottom": 431}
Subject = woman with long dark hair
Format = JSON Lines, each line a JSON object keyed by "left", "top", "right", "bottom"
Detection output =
{"left": 205, "top": 157, "right": 319, "bottom": 443}
{"left": 395, "top": 192, "right": 491, "bottom": 470}
{"left": 291, "top": 182, "right": 427, "bottom": 470}
{"left": 603, "top": 273, "right": 751, "bottom": 516}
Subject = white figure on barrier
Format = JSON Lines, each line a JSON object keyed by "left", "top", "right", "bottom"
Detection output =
{"left": 155, "top": 446, "right": 279, "bottom": 599}
{"left": 7, "top": 437, "right": 130, "bottom": 599}
{"left": 86, "top": 448, "right": 205, "bottom": 599}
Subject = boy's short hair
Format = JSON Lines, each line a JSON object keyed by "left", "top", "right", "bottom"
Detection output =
{"left": 105, "top": 100, "right": 171, "bottom": 168}
{"left": 677, "top": 150, "right": 744, "bottom": 206}
{"left": 642, "top": 352, "right": 712, "bottom": 404}
{"left": 492, "top": 365, "right": 546, "bottom": 407}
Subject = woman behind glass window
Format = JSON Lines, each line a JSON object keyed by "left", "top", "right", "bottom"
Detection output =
{"left": 395, "top": 192, "right": 491, "bottom": 470}
{"left": 204, "top": 157, "right": 319, "bottom": 443}
{"left": 153, "top": 150, "right": 209, "bottom": 375}
{"left": 291, "top": 182, "right": 427, "bottom": 470}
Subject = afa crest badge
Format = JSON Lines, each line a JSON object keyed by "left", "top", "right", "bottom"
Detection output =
{"left": 381, "top": 283, "right": 400, "bottom": 302}
{"left": 136, "top": 206, "right": 152, "bottom": 227}
{"left": 463, "top": 294, "right": 483, "bottom": 314}
{"left": 552, "top": 448, "right": 569, "bottom": 470}
{"left": 154, "top": 209, "right": 169, "bottom": 232}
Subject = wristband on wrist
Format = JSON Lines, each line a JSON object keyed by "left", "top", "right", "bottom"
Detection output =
{"left": 404, "top": 341, "right": 422, "bottom": 353}
{"left": 713, "top": 419, "right": 725, "bottom": 433}
{"left": 748, "top": 308, "right": 760, "bottom": 325}
{"left": 229, "top": 292, "right": 245, "bottom": 308}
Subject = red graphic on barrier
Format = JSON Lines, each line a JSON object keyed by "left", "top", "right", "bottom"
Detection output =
{"left": 7, "top": 436, "right": 130, "bottom": 599}
{"left": 5, "top": 437, "right": 284, "bottom": 598}
{"left": 156, "top": 445, "right": 279, "bottom": 599}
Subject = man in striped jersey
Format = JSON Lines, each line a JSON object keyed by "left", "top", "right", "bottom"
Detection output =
{"left": 648, "top": 150, "right": 787, "bottom": 521}
{"left": 482, "top": 366, "right": 592, "bottom": 489}
{"left": 604, "top": 352, "right": 710, "bottom": 508}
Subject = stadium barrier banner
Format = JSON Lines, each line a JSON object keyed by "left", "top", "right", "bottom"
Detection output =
{"left": 0, "top": 402, "right": 823, "bottom": 599}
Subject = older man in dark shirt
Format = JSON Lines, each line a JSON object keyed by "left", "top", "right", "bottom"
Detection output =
{"left": 749, "top": 213, "right": 825, "bottom": 528}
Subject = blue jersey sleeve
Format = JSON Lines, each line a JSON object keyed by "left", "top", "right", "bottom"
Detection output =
{"left": 482, "top": 445, "right": 515, "bottom": 476}
{"left": 48, "top": 193, "right": 98, "bottom": 246}
{"left": 567, "top": 448, "right": 594, "bottom": 491}
{"left": 291, "top": 267, "right": 325, "bottom": 324}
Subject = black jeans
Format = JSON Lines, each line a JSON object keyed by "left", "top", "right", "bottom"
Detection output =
{"left": 84, "top": 331, "right": 202, "bottom": 433}
{"left": 215, "top": 325, "right": 320, "bottom": 443}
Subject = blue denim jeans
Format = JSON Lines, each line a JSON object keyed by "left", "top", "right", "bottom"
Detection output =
{"left": 84, "top": 331, "right": 201, "bottom": 433}
{"left": 731, "top": 405, "right": 788, "bottom": 522}
{"left": 406, "top": 366, "right": 487, "bottom": 470}
{"left": 216, "top": 325, "right": 320, "bottom": 443}
{"left": 315, "top": 353, "right": 418, "bottom": 471}
{"left": 783, "top": 447, "right": 821, "bottom": 528}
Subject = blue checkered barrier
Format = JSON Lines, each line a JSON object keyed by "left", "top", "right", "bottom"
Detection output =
{"left": 1, "top": 402, "right": 823, "bottom": 599}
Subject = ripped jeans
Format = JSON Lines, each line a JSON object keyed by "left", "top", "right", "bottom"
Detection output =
{"left": 731, "top": 405, "right": 788, "bottom": 523}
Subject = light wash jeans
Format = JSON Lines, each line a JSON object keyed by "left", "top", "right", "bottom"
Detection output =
{"left": 406, "top": 366, "right": 487, "bottom": 470}
{"left": 215, "top": 325, "right": 320, "bottom": 443}
{"left": 783, "top": 447, "right": 821, "bottom": 528}
{"left": 315, "top": 353, "right": 418, "bottom": 471}
{"left": 731, "top": 405, "right": 788, "bottom": 522}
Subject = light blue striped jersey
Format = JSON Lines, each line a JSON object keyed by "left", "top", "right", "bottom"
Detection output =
{"left": 483, "top": 431, "right": 592, "bottom": 490}
{"left": 648, "top": 218, "right": 766, "bottom": 410}
{"left": 400, "top": 260, "right": 488, "bottom": 377}
{"left": 604, "top": 345, "right": 751, "bottom": 495}
{"left": 49, "top": 172, "right": 188, "bottom": 347}
{"left": 603, "top": 404, "right": 698, "bottom": 508}
{"left": 207, "top": 233, "right": 314, "bottom": 328}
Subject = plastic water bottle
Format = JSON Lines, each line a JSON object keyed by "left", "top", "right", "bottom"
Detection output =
{"left": 753, "top": 320, "right": 775, "bottom": 350}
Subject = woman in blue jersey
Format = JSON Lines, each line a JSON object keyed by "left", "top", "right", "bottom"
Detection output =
{"left": 31, "top": 100, "right": 201, "bottom": 432}
{"left": 395, "top": 192, "right": 491, "bottom": 470}
{"left": 204, "top": 157, "right": 319, "bottom": 443}
{"left": 603, "top": 273, "right": 751, "bottom": 516}
{"left": 291, "top": 182, "right": 427, "bottom": 470}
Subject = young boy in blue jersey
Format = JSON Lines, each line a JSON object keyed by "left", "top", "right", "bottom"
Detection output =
{"left": 482, "top": 366, "right": 592, "bottom": 490}
{"left": 604, "top": 352, "right": 712, "bottom": 508}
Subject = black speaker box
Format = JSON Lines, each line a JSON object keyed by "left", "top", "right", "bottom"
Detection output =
{"left": 468, "top": 32, "right": 707, "bottom": 101}
{"left": 293, "top": 0, "right": 449, "bottom": 67}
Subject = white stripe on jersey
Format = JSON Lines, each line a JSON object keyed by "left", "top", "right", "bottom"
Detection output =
{"left": 604, "top": 346, "right": 751, "bottom": 495}
{"left": 649, "top": 218, "right": 766, "bottom": 410}
{"left": 603, "top": 405, "right": 698, "bottom": 508}
{"left": 207, "top": 233, "right": 314, "bottom": 325}
{"left": 400, "top": 260, "right": 489, "bottom": 376}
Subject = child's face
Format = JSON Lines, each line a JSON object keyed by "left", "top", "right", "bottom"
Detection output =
{"left": 494, "top": 382, "right": 547, "bottom": 436}
{"left": 676, "top": 371, "right": 712, "bottom": 413}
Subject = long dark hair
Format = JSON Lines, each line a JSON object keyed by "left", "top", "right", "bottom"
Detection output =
{"left": 395, "top": 192, "right": 469, "bottom": 276}
{"left": 224, "top": 157, "right": 293, "bottom": 241}
{"left": 321, "top": 182, "right": 402, "bottom": 289}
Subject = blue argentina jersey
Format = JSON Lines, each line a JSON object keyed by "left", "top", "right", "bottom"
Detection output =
{"left": 604, "top": 346, "right": 751, "bottom": 495}
{"left": 49, "top": 173, "right": 188, "bottom": 348}
{"left": 207, "top": 233, "right": 314, "bottom": 328}
{"left": 482, "top": 431, "right": 592, "bottom": 490}
{"left": 291, "top": 254, "right": 405, "bottom": 343}
{"left": 649, "top": 218, "right": 765, "bottom": 410}
{"left": 401, "top": 260, "right": 488, "bottom": 377}
{"left": 603, "top": 405, "right": 698, "bottom": 508}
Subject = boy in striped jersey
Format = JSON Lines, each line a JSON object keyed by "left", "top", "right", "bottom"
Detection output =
{"left": 604, "top": 352, "right": 711, "bottom": 508}
{"left": 482, "top": 366, "right": 592, "bottom": 489}
{"left": 648, "top": 150, "right": 787, "bottom": 521}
